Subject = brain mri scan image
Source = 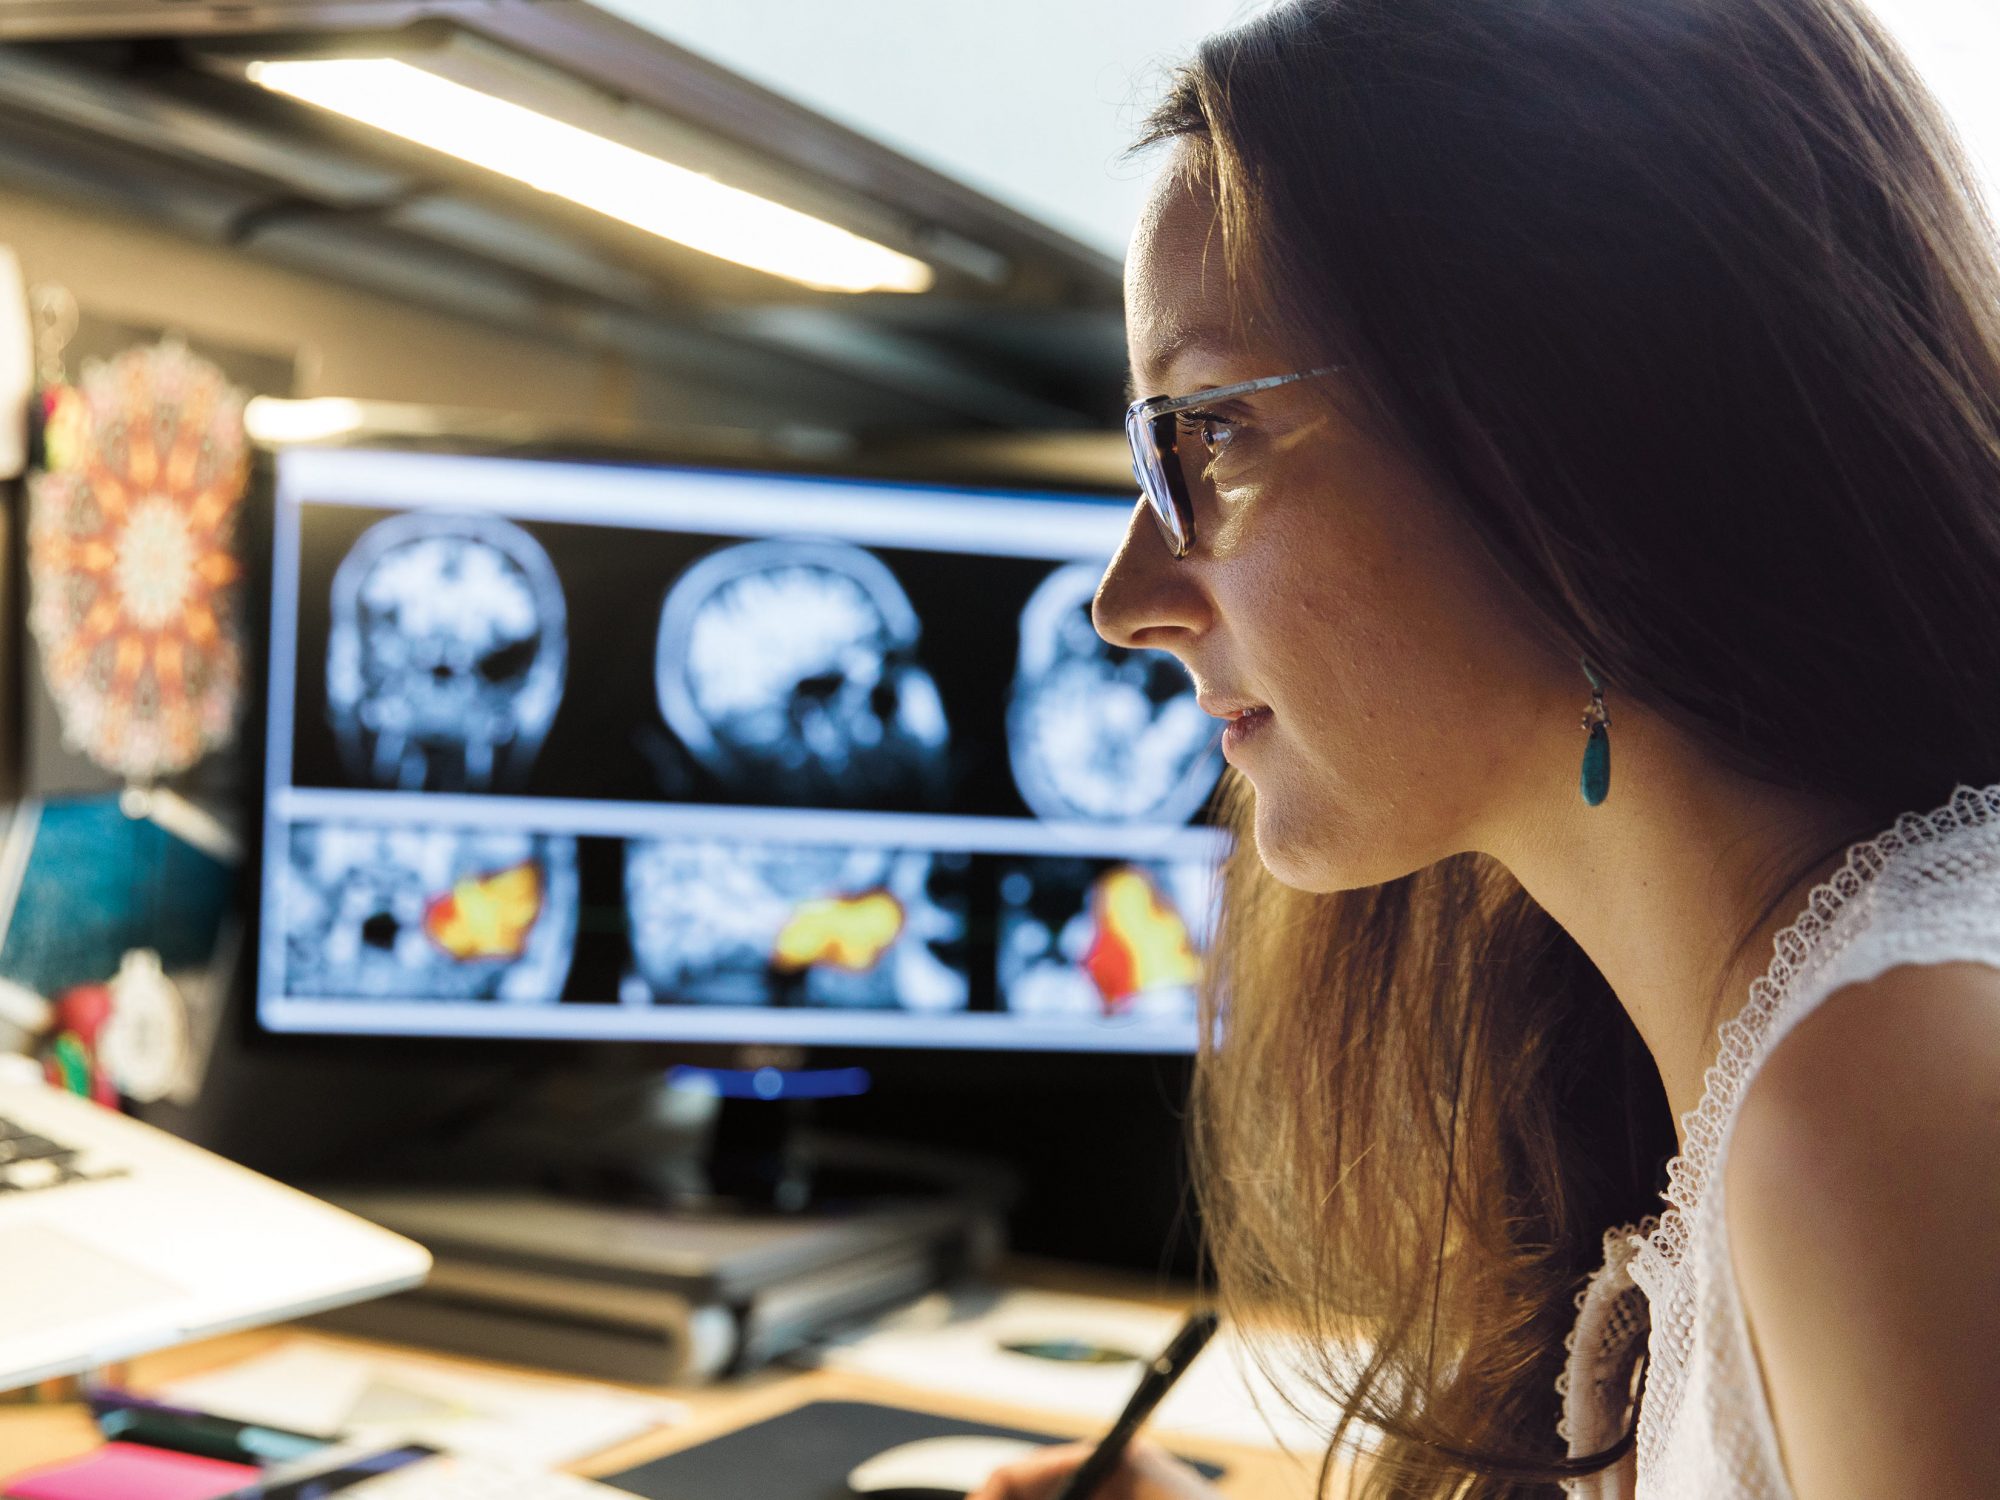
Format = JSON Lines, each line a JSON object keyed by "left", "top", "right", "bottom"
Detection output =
{"left": 623, "top": 836, "right": 968, "bottom": 1011}
{"left": 1007, "top": 563, "right": 1220, "bottom": 823}
{"left": 327, "top": 512, "right": 567, "bottom": 791}
{"left": 281, "top": 822, "right": 579, "bottom": 1002}
{"left": 997, "top": 855, "right": 1213, "bottom": 1023}
{"left": 653, "top": 538, "right": 949, "bottom": 806}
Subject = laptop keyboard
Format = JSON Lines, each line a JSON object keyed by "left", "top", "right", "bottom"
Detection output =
{"left": 0, "top": 1112, "right": 125, "bottom": 1194}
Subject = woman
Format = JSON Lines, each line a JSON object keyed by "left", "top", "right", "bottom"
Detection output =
{"left": 973, "top": 0, "right": 2000, "bottom": 1496}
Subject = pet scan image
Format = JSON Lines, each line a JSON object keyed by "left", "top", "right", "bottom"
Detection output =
{"left": 1007, "top": 562, "right": 1220, "bottom": 824}
{"left": 996, "top": 855, "right": 1213, "bottom": 1024}
{"left": 623, "top": 835, "right": 968, "bottom": 1011}
{"left": 326, "top": 511, "right": 567, "bottom": 792}
{"left": 282, "top": 822, "right": 579, "bottom": 1002}
{"left": 653, "top": 538, "right": 950, "bottom": 806}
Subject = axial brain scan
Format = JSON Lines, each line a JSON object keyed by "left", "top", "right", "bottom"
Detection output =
{"left": 653, "top": 538, "right": 949, "bottom": 805}
{"left": 327, "top": 512, "right": 567, "bottom": 791}
{"left": 1007, "top": 563, "right": 1219, "bottom": 823}
{"left": 282, "top": 822, "right": 579, "bottom": 1002}
{"left": 997, "top": 856, "right": 1210, "bottom": 1023}
{"left": 623, "top": 837, "right": 967, "bottom": 1011}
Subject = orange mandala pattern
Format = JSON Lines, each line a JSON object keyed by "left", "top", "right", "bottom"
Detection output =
{"left": 27, "top": 339, "right": 249, "bottom": 782}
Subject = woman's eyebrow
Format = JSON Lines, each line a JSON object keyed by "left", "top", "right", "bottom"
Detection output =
{"left": 1125, "top": 327, "right": 1237, "bottom": 404}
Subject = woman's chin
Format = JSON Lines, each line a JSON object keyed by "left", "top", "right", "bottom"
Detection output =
{"left": 1248, "top": 788, "right": 1413, "bottom": 894}
{"left": 1248, "top": 797, "right": 1351, "bottom": 893}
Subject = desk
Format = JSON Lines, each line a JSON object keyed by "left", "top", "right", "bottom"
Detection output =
{"left": 0, "top": 1270, "right": 1334, "bottom": 1496}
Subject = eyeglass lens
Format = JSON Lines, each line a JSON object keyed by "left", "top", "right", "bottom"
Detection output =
{"left": 1125, "top": 407, "right": 1194, "bottom": 556}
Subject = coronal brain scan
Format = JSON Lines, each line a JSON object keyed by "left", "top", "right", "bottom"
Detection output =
{"left": 282, "top": 823, "right": 579, "bottom": 1002}
{"left": 623, "top": 837, "right": 968, "bottom": 1011}
{"left": 1007, "top": 563, "right": 1220, "bottom": 823}
{"left": 654, "top": 538, "right": 949, "bottom": 806}
{"left": 327, "top": 512, "right": 567, "bottom": 792}
{"left": 997, "top": 856, "right": 1213, "bottom": 1023}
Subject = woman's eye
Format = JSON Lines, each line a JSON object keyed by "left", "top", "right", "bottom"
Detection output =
{"left": 1176, "top": 408, "right": 1246, "bottom": 483}
{"left": 1168, "top": 412, "right": 1232, "bottom": 464}
{"left": 1177, "top": 409, "right": 1239, "bottom": 454}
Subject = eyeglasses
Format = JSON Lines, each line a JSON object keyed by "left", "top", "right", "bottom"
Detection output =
{"left": 1123, "top": 365, "right": 1343, "bottom": 558}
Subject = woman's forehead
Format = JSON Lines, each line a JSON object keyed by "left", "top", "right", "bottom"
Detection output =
{"left": 1136, "top": 176, "right": 1288, "bottom": 396}
{"left": 1127, "top": 170, "right": 1226, "bottom": 317}
{"left": 1125, "top": 173, "right": 1275, "bottom": 396}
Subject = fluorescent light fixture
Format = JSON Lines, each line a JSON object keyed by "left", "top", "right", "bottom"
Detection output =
{"left": 244, "top": 58, "right": 935, "bottom": 295}
{"left": 244, "top": 395, "right": 367, "bottom": 444}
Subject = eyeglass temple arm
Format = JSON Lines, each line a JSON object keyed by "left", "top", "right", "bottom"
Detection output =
{"left": 1129, "top": 363, "right": 1344, "bottom": 419}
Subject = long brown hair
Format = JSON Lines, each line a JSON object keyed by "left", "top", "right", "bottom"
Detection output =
{"left": 1135, "top": 1, "right": 2000, "bottom": 1494}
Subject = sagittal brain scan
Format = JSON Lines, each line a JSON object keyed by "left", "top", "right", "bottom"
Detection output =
{"left": 282, "top": 823, "right": 579, "bottom": 1002}
{"left": 997, "top": 856, "right": 1212, "bottom": 1022}
{"left": 327, "top": 512, "right": 567, "bottom": 791}
{"left": 623, "top": 837, "right": 968, "bottom": 1011}
{"left": 654, "top": 538, "right": 949, "bottom": 806}
{"left": 1007, "top": 563, "right": 1219, "bottom": 823}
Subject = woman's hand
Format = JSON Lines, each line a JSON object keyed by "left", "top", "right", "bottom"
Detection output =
{"left": 967, "top": 1438, "right": 1225, "bottom": 1500}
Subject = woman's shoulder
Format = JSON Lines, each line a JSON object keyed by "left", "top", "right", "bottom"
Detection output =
{"left": 1774, "top": 783, "right": 2000, "bottom": 1045}
{"left": 1722, "top": 957, "right": 2000, "bottom": 1498}
{"left": 1728, "top": 957, "right": 2000, "bottom": 1194}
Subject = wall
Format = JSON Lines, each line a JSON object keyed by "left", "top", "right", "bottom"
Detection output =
{"left": 0, "top": 177, "right": 643, "bottom": 422}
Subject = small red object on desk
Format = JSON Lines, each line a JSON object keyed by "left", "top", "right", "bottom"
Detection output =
{"left": 45, "top": 983, "right": 117, "bottom": 1108}
{"left": 3, "top": 1440, "right": 258, "bottom": 1500}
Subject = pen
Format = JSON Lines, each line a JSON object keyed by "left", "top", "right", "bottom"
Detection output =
{"left": 1050, "top": 1309, "right": 1220, "bottom": 1500}
{"left": 88, "top": 1388, "right": 330, "bottom": 1465}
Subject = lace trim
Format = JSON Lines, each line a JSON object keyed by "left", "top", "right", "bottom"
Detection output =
{"left": 1620, "top": 779, "right": 2000, "bottom": 1472}
{"left": 1556, "top": 1217, "right": 1655, "bottom": 1451}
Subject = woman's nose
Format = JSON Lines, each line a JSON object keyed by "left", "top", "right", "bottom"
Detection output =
{"left": 1092, "top": 497, "right": 1213, "bottom": 650}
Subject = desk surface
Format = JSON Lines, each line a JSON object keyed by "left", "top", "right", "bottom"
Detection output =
{"left": 0, "top": 1267, "right": 1336, "bottom": 1497}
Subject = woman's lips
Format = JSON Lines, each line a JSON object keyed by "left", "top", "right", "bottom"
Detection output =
{"left": 1220, "top": 705, "right": 1273, "bottom": 759}
{"left": 1195, "top": 694, "right": 1273, "bottom": 761}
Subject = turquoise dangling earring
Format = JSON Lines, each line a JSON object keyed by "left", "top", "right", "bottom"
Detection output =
{"left": 1579, "top": 658, "right": 1611, "bottom": 806}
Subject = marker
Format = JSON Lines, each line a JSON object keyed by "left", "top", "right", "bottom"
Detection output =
{"left": 88, "top": 1388, "right": 329, "bottom": 1465}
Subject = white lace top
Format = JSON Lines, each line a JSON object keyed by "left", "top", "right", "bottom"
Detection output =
{"left": 1557, "top": 781, "right": 2000, "bottom": 1500}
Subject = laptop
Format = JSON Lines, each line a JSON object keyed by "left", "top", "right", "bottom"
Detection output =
{"left": 0, "top": 1073, "right": 430, "bottom": 1388}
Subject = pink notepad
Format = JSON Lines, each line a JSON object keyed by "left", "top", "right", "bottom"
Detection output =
{"left": 4, "top": 1441, "right": 259, "bottom": 1500}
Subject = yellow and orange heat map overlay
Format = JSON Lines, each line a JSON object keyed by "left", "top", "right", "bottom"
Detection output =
{"left": 773, "top": 891, "right": 905, "bottom": 973}
{"left": 425, "top": 861, "right": 545, "bottom": 960}
{"left": 1082, "top": 868, "right": 1201, "bottom": 1014}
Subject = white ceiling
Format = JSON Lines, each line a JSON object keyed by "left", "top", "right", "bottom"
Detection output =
{"left": 593, "top": 0, "right": 2000, "bottom": 267}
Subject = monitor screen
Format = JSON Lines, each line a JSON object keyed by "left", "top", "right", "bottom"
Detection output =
{"left": 256, "top": 447, "right": 1226, "bottom": 1052}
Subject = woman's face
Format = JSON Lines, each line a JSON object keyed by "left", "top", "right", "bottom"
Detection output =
{"left": 1097, "top": 156, "right": 1573, "bottom": 891}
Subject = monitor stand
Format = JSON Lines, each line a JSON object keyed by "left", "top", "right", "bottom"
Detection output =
{"left": 310, "top": 1061, "right": 1013, "bottom": 1382}
{"left": 538, "top": 1059, "right": 1012, "bottom": 1219}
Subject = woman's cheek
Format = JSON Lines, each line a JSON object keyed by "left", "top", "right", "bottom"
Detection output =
{"left": 1197, "top": 478, "right": 1266, "bottom": 561}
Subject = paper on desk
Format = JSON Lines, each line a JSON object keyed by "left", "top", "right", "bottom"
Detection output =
{"left": 815, "top": 1289, "right": 1344, "bottom": 1454}
{"left": 159, "top": 1339, "right": 686, "bottom": 1466}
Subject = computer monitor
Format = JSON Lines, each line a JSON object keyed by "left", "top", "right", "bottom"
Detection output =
{"left": 254, "top": 446, "right": 1226, "bottom": 1054}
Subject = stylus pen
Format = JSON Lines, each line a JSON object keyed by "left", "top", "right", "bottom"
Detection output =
{"left": 1051, "top": 1309, "right": 1220, "bottom": 1500}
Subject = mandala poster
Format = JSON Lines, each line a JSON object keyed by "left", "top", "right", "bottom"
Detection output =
{"left": 27, "top": 334, "right": 257, "bottom": 785}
